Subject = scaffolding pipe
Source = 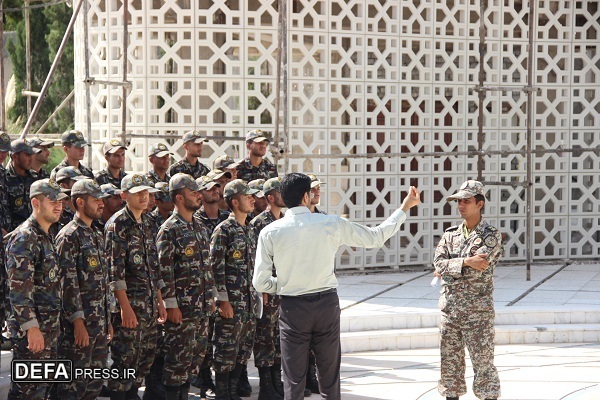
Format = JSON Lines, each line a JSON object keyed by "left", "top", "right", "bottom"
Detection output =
{"left": 25, "top": 0, "right": 31, "bottom": 116}
{"left": 121, "top": 0, "right": 129, "bottom": 146}
{"left": 272, "top": 0, "right": 283, "bottom": 163}
{"left": 525, "top": 1, "right": 537, "bottom": 281}
{"left": 281, "top": 0, "right": 289, "bottom": 174}
{"left": 476, "top": 0, "right": 487, "bottom": 182}
{"left": 35, "top": 89, "right": 74, "bottom": 134}
{"left": 0, "top": 0, "right": 5, "bottom": 131}
{"left": 83, "top": 0, "right": 93, "bottom": 167}
{"left": 20, "top": 0, "right": 84, "bottom": 139}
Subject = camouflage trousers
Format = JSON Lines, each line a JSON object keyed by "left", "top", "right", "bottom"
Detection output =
{"left": 8, "top": 333, "right": 58, "bottom": 400}
{"left": 213, "top": 312, "right": 257, "bottom": 373}
{"left": 57, "top": 322, "right": 109, "bottom": 400}
{"left": 253, "top": 294, "right": 281, "bottom": 367}
{"left": 438, "top": 309, "right": 500, "bottom": 399}
{"left": 201, "top": 315, "right": 216, "bottom": 368}
{"left": 162, "top": 314, "right": 210, "bottom": 386}
{"left": 108, "top": 313, "right": 158, "bottom": 392}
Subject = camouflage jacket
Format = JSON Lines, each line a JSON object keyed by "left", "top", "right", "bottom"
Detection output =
{"left": 249, "top": 209, "right": 283, "bottom": 236}
{"left": 6, "top": 216, "right": 62, "bottom": 338}
{"left": 434, "top": 219, "right": 503, "bottom": 313}
{"left": 0, "top": 164, "right": 10, "bottom": 231}
{"left": 94, "top": 167, "right": 126, "bottom": 188}
{"left": 52, "top": 158, "right": 94, "bottom": 179}
{"left": 146, "top": 169, "right": 169, "bottom": 185}
{"left": 5, "top": 162, "right": 38, "bottom": 232}
{"left": 210, "top": 215, "right": 258, "bottom": 314}
{"left": 56, "top": 216, "right": 109, "bottom": 332}
{"left": 157, "top": 212, "right": 214, "bottom": 316}
{"left": 105, "top": 206, "right": 161, "bottom": 317}
{"left": 195, "top": 207, "right": 230, "bottom": 233}
{"left": 149, "top": 208, "right": 171, "bottom": 233}
{"left": 32, "top": 168, "right": 50, "bottom": 180}
{"left": 235, "top": 157, "right": 278, "bottom": 182}
{"left": 50, "top": 206, "right": 75, "bottom": 237}
{"left": 167, "top": 158, "right": 210, "bottom": 180}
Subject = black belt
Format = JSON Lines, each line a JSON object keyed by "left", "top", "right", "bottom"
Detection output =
{"left": 282, "top": 288, "right": 337, "bottom": 299}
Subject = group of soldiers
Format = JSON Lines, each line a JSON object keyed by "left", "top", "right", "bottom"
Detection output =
{"left": 0, "top": 128, "right": 325, "bottom": 400}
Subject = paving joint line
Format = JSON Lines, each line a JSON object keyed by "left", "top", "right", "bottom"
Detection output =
{"left": 506, "top": 262, "right": 570, "bottom": 306}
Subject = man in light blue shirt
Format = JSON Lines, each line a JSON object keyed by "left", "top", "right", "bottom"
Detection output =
{"left": 253, "top": 173, "right": 420, "bottom": 400}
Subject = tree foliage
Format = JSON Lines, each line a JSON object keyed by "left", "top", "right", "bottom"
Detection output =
{"left": 5, "top": 2, "right": 74, "bottom": 133}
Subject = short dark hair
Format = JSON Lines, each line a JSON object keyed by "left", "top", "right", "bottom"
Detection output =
{"left": 475, "top": 194, "right": 485, "bottom": 213}
{"left": 226, "top": 193, "right": 241, "bottom": 210}
{"left": 71, "top": 194, "right": 86, "bottom": 211}
{"left": 280, "top": 173, "right": 311, "bottom": 208}
{"left": 170, "top": 188, "right": 184, "bottom": 203}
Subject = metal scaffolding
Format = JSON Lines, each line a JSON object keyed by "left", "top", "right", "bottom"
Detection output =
{"left": 1, "top": 1, "right": 598, "bottom": 275}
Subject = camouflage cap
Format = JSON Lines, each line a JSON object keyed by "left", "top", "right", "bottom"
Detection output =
{"left": 0, "top": 131, "right": 11, "bottom": 152}
{"left": 307, "top": 173, "right": 326, "bottom": 189}
{"left": 11, "top": 139, "right": 42, "bottom": 155}
{"left": 245, "top": 129, "right": 270, "bottom": 143}
{"left": 447, "top": 180, "right": 486, "bottom": 201}
{"left": 262, "top": 177, "right": 282, "bottom": 195}
{"left": 61, "top": 130, "right": 88, "bottom": 147}
{"left": 103, "top": 138, "right": 127, "bottom": 154}
{"left": 224, "top": 179, "right": 259, "bottom": 198}
{"left": 29, "top": 136, "right": 54, "bottom": 148}
{"left": 71, "top": 178, "right": 109, "bottom": 199}
{"left": 196, "top": 175, "right": 220, "bottom": 191}
{"left": 121, "top": 173, "right": 157, "bottom": 193}
{"left": 207, "top": 169, "right": 232, "bottom": 181}
{"left": 55, "top": 166, "right": 86, "bottom": 183}
{"left": 182, "top": 130, "right": 208, "bottom": 144}
{"left": 154, "top": 182, "right": 172, "bottom": 202}
{"left": 169, "top": 173, "right": 200, "bottom": 193}
{"left": 213, "top": 154, "right": 240, "bottom": 170}
{"left": 248, "top": 179, "right": 266, "bottom": 198}
{"left": 100, "top": 183, "right": 122, "bottom": 196}
{"left": 30, "top": 178, "right": 69, "bottom": 201}
{"left": 149, "top": 142, "right": 173, "bottom": 158}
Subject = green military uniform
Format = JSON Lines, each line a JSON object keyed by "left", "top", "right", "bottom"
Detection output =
{"left": 168, "top": 131, "right": 211, "bottom": 179}
{"left": 0, "top": 132, "right": 11, "bottom": 327}
{"left": 105, "top": 174, "right": 161, "bottom": 393}
{"left": 235, "top": 158, "right": 277, "bottom": 183}
{"left": 55, "top": 179, "right": 110, "bottom": 400}
{"left": 6, "top": 179, "right": 67, "bottom": 400}
{"left": 435, "top": 180, "right": 503, "bottom": 400}
{"left": 157, "top": 175, "right": 215, "bottom": 394}
{"left": 51, "top": 130, "right": 94, "bottom": 179}
{"left": 52, "top": 158, "right": 94, "bottom": 179}
{"left": 195, "top": 206, "right": 230, "bottom": 232}
{"left": 147, "top": 143, "right": 173, "bottom": 185}
{"left": 95, "top": 167, "right": 126, "bottom": 188}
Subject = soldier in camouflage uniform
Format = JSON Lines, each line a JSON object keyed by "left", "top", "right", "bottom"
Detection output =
{"left": 235, "top": 130, "right": 278, "bottom": 183}
{"left": 192, "top": 176, "right": 230, "bottom": 397}
{"left": 6, "top": 179, "right": 67, "bottom": 400}
{"left": 249, "top": 177, "right": 285, "bottom": 400}
{"left": 214, "top": 154, "right": 240, "bottom": 180}
{"left": 210, "top": 179, "right": 260, "bottom": 400}
{"left": 53, "top": 166, "right": 87, "bottom": 235}
{"left": 93, "top": 183, "right": 124, "bottom": 233}
{"left": 0, "top": 132, "right": 11, "bottom": 351}
{"left": 308, "top": 174, "right": 326, "bottom": 215}
{"left": 208, "top": 168, "right": 232, "bottom": 212}
{"left": 147, "top": 143, "right": 173, "bottom": 185}
{"left": 156, "top": 173, "right": 215, "bottom": 399}
{"left": 95, "top": 138, "right": 127, "bottom": 187}
{"left": 29, "top": 136, "right": 54, "bottom": 179}
{"left": 167, "top": 131, "right": 211, "bottom": 179}
{"left": 6, "top": 139, "right": 41, "bottom": 232}
{"left": 51, "top": 130, "right": 94, "bottom": 179}
{"left": 249, "top": 178, "right": 268, "bottom": 215}
{"left": 105, "top": 173, "right": 167, "bottom": 399}
{"left": 150, "top": 181, "right": 174, "bottom": 230}
{"left": 55, "top": 179, "right": 112, "bottom": 400}
{"left": 434, "top": 180, "right": 502, "bottom": 400}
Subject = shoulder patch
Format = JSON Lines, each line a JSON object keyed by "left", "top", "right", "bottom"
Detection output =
{"left": 445, "top": 225, "right": 459, "bottom": 232}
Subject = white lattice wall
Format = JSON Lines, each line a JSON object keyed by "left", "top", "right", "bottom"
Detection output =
{"left": 74, "top": 0, "right": 600, "bottom": 269}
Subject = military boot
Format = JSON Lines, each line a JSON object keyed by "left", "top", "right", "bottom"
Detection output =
{"left": 269, "top": 364, "right": 284, "bottom": 397}
{"left": 236, "top": 364, "right": 252, "bottom": 397}
{"left": 228, "top": 364, "right": 244, "bottom": 400}
{"left": 178, "top": 381, "right": 191, "bottom": 400}
{"left": 126, "top": 385, "right": 141, "bottom": 400}
{"left": 214, "top": 372, "right": 230, "bottom": 400}
{"left": 165, "top": 385, "right": 180, "bottom": 400}
{"left": 143, "top": 355, "right": 166, "bottom": 400}
{"left": 257, "top": 367, "right": 283, "bottom": 400}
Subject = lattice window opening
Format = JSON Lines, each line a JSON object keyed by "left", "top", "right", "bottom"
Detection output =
{"left": 573, "top": 0, "right": 600, "bottom": 41}
{"left": 291, "top": 32, "right": 327, "bottom": 79}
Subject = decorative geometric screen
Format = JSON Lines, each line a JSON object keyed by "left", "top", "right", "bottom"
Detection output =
{"left": 74, "top": 0, "right": 600, "bottom": 270}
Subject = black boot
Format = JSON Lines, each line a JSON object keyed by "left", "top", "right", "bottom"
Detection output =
{"left": 214, "top": 372, "right": 230, "bottom": 400}
{"left": 191, "top": 370, "right": 203, "bottom": 389}
{"left": 179, "top": 382, "right": 190, "bottom": 400}
{"left": 305, "top": 355, "right": 319, "bottom": 394}
{"left": 269, "top": 364, "right": 284, "bottom": 397}
{"left": 200, "top": 367, "right": 216, "bottom": 399}
{"left": 228, "top": 364, "right": 244, "bottom": 400}
{"left": 143, "top": 355, "right": 166, "bottom": 400}
{"left": 303, "top": 388, "right": 311, "bottom": 397}
{"left": 126, "top": 385, "right": 141, "bottom": 400}
{"left": 257, "top": 367, "right": 283, "bottom": 400}
{"left": 236, "top": 364, "right": 252, "bottom": 397}
{"left": 110, "top": 391, "right": 127, "bottom": 400}
{"left": 446, "top": 397, "right": 459, "bottom": 400}
{"left": 165, "top": 385, "right": 180, "bottom": 400}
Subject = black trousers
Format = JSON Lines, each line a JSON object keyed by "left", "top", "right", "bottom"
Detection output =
{"left": 279, "top": 289, "right": 341, "bottom": 400}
